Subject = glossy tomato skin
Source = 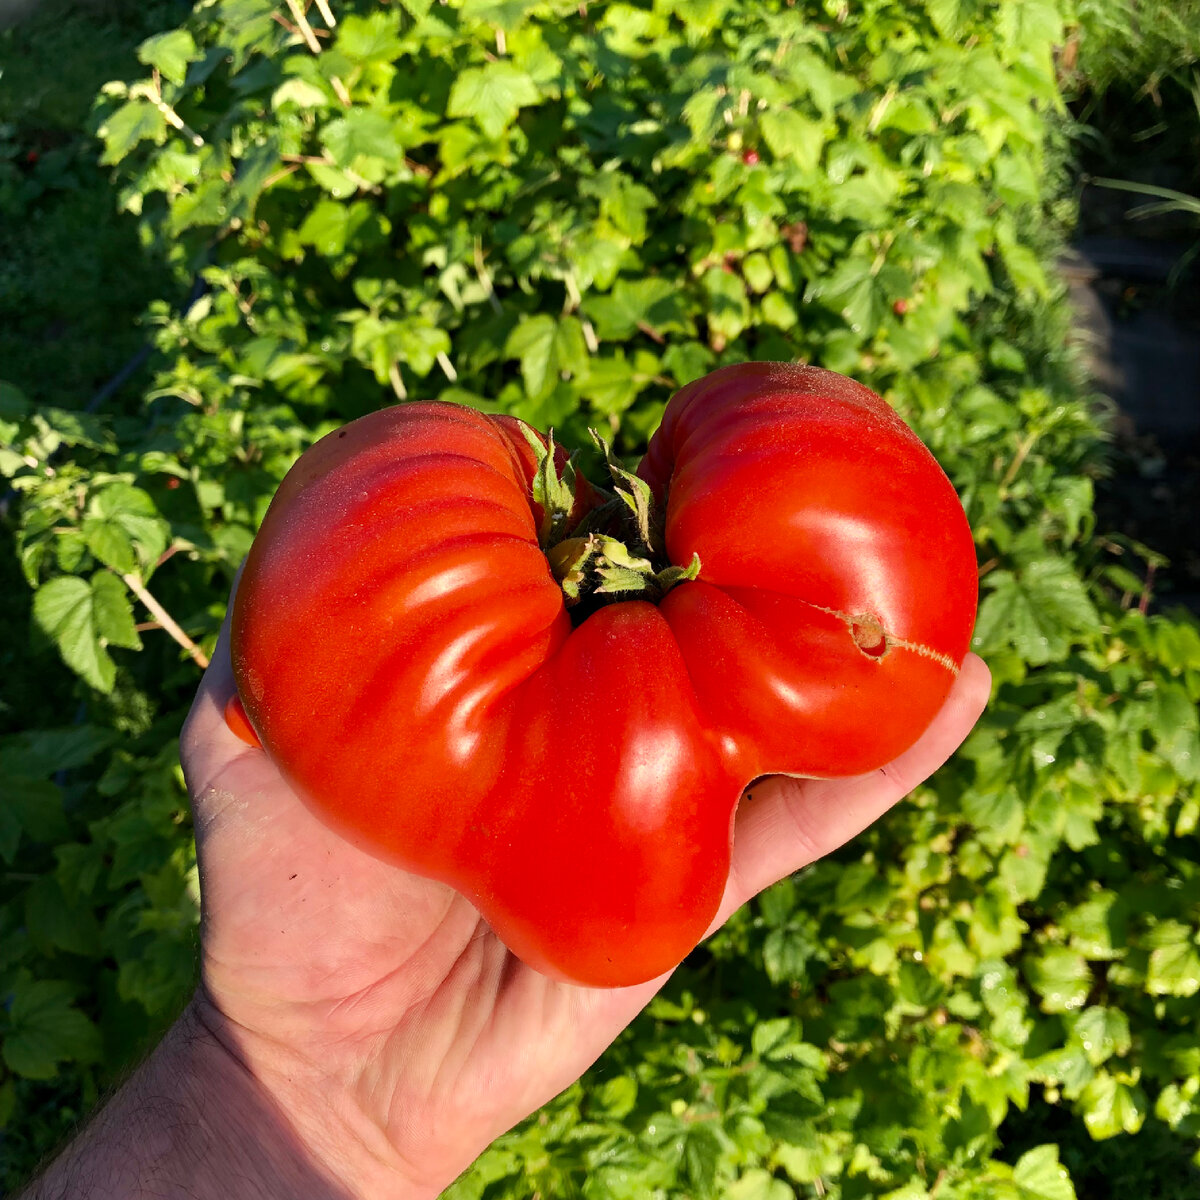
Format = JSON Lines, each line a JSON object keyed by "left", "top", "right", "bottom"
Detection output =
{"left": 230, "top": 365, "right": 977, "bottom": 987}
{"left": 641, "top": 362, "right": 978, "bottom": 781}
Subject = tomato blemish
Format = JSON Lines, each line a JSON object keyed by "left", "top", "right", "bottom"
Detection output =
{"left": 850, "top": 614, "right": 889, "bottom": 658}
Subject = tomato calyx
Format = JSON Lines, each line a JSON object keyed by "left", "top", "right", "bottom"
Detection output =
{"left": 517, "top": 422, "right": 701, "bottom": 618}
{"left": 519, "top": 425, "right": 583, "bottom": 549}
{"left": 548, "top": 533, "right": 701, "bottom": 609}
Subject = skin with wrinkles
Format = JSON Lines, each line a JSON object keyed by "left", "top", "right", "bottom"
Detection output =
{"left": 229, "top": 363, "right": 978, "bottom": 987}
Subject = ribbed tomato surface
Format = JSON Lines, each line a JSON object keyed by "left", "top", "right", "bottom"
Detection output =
{"left": 230, "top": 364, "right": 977, "bottom": 986}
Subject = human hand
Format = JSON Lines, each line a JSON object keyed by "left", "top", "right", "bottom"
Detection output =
{"left": 178, "top": 589, "right": 991, "bottom": 1199}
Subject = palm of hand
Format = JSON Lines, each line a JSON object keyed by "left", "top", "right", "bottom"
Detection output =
{"left": 181, "top": 611, "right": 990, "bottom": 1196}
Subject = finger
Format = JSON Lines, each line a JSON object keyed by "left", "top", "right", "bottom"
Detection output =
{"left": 180, "top": 562, "right": 254, "bottom": 790}
{"left": 715, "top": 652, "right": 991, "bottom": 924}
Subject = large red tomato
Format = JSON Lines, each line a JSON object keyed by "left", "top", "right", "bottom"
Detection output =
{"left": 227, "top": 363, "right": 977, "bottom": 987}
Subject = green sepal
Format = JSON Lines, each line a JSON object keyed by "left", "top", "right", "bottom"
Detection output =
{"left": 589, "top": 428, "right": 663, "bottom": 556}
{"left": 517, "top": 421, "right": 579, "bottom": 550}
{"left": 594, "top": 536, "right": 656, "bottom": 596}
{"left": 653, "top": 551, "right": 702, "bottom": 593}
{"left": 548, "top": 535, "right": 603, "bottom": 604}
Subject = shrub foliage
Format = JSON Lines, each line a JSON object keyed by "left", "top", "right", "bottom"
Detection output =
{"left": 2, "top": 0, "right": 1200, "bottom": 1194}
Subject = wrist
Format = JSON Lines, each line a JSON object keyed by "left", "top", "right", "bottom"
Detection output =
{"left": 161, "top": 999, "right": 360, "bottom": 1199}
{"left": 184, "top": 991, "right": 452, "bottom": 1200}
{"left": 21, "top": 994, "right": 445, "bottom": 1200}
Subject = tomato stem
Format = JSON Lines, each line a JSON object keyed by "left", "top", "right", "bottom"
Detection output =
{"left": 520, "top": 422, "right": 701, "bottom": 618}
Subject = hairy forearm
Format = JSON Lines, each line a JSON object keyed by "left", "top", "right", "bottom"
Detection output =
{"left": 20, "top": 1001, "right": 355, "bottom": 1200}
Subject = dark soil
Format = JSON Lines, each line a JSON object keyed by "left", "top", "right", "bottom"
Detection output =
{"left": 1066, "top": 84, "right": 1200, "bottom": 617}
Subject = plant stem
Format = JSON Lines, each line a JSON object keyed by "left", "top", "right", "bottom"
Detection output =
{"left": 122, "top": 573, "right": 210, "bottom": 670}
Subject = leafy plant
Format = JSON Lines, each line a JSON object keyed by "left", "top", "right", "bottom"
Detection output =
{"left": 3, "top": 0, "right": 1200, "bottom": 1195}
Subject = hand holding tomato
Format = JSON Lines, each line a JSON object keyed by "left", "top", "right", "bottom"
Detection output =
{"left": 165, "top": 364, "right": 988, "bottom": 1195}
{"left": 25, "top": 373, "right": 988, "bottom": 1198}
{"left": 178, "top": 597, "right": 989, "bottom": 1197}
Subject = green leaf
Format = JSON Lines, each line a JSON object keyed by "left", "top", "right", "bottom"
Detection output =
{"left": 505, "top": 315, "right": 588, "bottom": 399}
{"left": 1060, "top": 891, "right": 1126, "bottom": 960}
{"left": 969, "top": 885, "right": 1028, "bottom": 958}
{"left": 36, "top": 408, "right": 116, "bottom": 452}
{"left": 1012, "top": 1144, "right": 1077, "bottom": 1200}
{"left": 2, "top": 980, "right": 102, "bottom": 1080}
{"left": 1152, "top": 682, "right": 1200, "bottom": 781}
{"left": 91, "top": 571, "right": 142, "bottom": 651}
{"left": 0, "top": 379, "right": 32, "bottom": 419}
{"left": 137, "top": 29, "right": 199, "bottom": 86}
{"left": 579, "top": 351, "right": 655, "bottom": 418}
{"left": 585, "top": 278, "right": 691, "bottom": 342}
{"left": 761, "top": 291, "right": 798, "bottom": 330}
{"left": 593, "top": 1075, "right": 637, "bottom": 1120}
{"left": 395, "top": 320, "right": 452, "bottom": 378}
{"left": 32, "top": 573, "right": 140, "bottom": 692}
{"left": 581, "top": 171, "right": 657, "bottom": 244}
{"left": 1068, "top": 1006, "right": 1131, "bottom": 1066}
{"left": 335, "top": 11, "right": 405, "bottom": 64}
{"left": 761, "top": 1096, "right": 819, "bottom": 1155}
{"left": 1024, "top": 947, "right": 1091, "bottom": 1014}
{"left": 321, "top": 109, "right": 402, "bottom": 167}
{"left": 25, "top": 875, "right": 103, "bottom": 958}
{"left": 33, "top": 577, "right": 113, "bottom": 691}
{"left": 999, "top": 844, "right": 1050, "bottom": 903}
{"left": 1079, "top": 1073, "right": 1146, "bottom": 1140}
{"left": 743, "top": 252, "right": 774, "bottom": 294}
{"left": 702, "top": 268, "right": 750, "bottom": 343}
{"left": 897, "top": 959, "right": 946, "bottom": 1008}
{"left": 231, "top": 137, "right": 281, "bottom": 217}
{"left": 307, "top": 161, "right": 360, "bottom": 198}
{"left": 0, "top": 773, "right": 68, "bottom": 851}
{"left": 726, "top": 1170, "right": 794, "bottom": 1200}
{"left": 683, "top": 87, "right": 724, "bottom": 138}
{"left": 683, "top": 1124, "right": 723, "bottom": 1198}
{"left": 272, "top": 77, "right": 331, "bottom": 110}
{"left": 973, "top": 560, "right": 1100, "bottom": 665}
{"left": 83, "top": 515, "right": 137, "bottom": 574}
{"left": 763, "top": 923, "right": 819, "bottom": 984}
{"left": 298, "top": 199, "right": 354, "bottom": 256}
{"left": 759, "top": 109, "right": 826, "bottom": 172}
{"left": 447, "top": 61, "right": 540, "bottom": 140}
{"left": 925, "top": 0, "right": 965, "bottom": 39}
{"left": 99, "top": 100, "right": 167, "bottom": 166}
{"left": 1147, "top": 939, "right": 1200, "bottom": 998}
{"left": 461, "top": 0, "right": 539, "bottom": 29}
{"left": 662, "top": 342, "right": 715, "bottom": 387}
{"left": 1001, "top": 241, "right": 1051, "bottom": 299}
{"left": 961, "top": 786, "right": 1021, "bottom": 838}
{"left": 85, "top": 483, "right": 170, "bottom": 573}
{"left": 0, "top": 798, "right": 22, "bottom": 862}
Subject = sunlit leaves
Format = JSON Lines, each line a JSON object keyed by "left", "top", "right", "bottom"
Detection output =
{"left": 584, "top": 278, "right": 692, "bottom": 342}
{"left": 98, "top": 100, "right": 167, "bottom": 166}
{"left": 974, "top": 560, "right": 1101, "bottom": 665}
{"left": 7, "top": 0, "right": 1200, "bottom": 1193}
{"left": 136, "top": 29, "right": 199, "bottom": 86}
{"left": 504, "top": 315, "right": 588, "bottom": 399}
{"left": 1011, "top": 1144, "right": 1077, "bottom": 1200}
{"left": 32, "top": 573, "right": 141, "bottom": 693}
{"left": 1079, "top": 1073, "right": 1147, "bottom": 1140}
{"left": 447, "top": 61, "right": 540, "bottom": 139}
{"left": 322, "top": 109, "right": 403, "bottom": 167}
